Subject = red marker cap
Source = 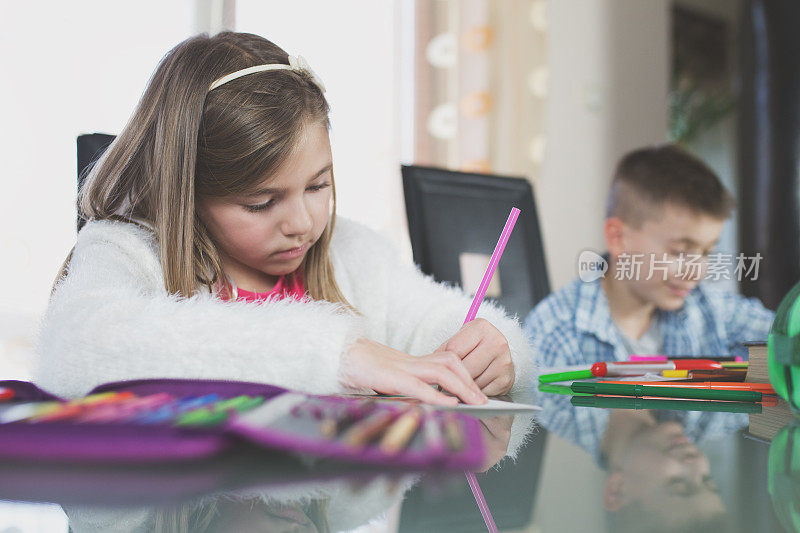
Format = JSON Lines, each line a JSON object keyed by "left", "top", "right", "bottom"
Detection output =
{"left": 671, "top": 359, "right": 723, "bottom": 370}
{"left": 591, "top": 362, "right": 608, "bottom": 377}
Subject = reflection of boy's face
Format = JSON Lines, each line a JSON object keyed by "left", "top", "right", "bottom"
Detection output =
{"left": 611, "top": 203, "right": 725, "bottom": 311}
{"left": 605, "top": 421, "right": 725, "bottom": 526}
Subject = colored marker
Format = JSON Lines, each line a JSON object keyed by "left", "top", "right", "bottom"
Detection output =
{"left": 341, "top": 409, "right": 397, "bottom": 448}
{"left": 212, "top": 395, "right": 265, "bottom": 413}
{"left": 721, "top": 362, "right": 749, "bottom": 368}
{"left": 538, "top": 370, "right": 594, "bottom": 384}
{"left": 686, "top": 369, "right": 748, "bottom": 382}
{"left": 319, "top": 413, "right": 347, "bottom": 439}
{"left": 175, "top": 408, "right": 229, "bottom": 426}
{"left": 32, "top": 391, "right": 139, "bottom": 422}
{"left": 630, "top": 355, "right": 744, "bottom": 362}
{"left": 133, "top": 394, "right": 221, "bottom": 424}
{"left": 572, "top": 382, "right": 762, "bottom": 402}
{"left": 571, "top": 395, "right": 763, "bottom": 414}
{"left": 761, "top": 395, "right": 780, "bottom": 407}
{"left": 661, "top": 368, "right": 747, "bottom": 381}
{"left": 0, "top": 401, "right": 61, "bottom": 423}
{"left": 597, "top": 381, "right": 775, "bottom": 394}
{"left": 629, "top": 355, "right": 668, "bottom": 362}
{"left": 318, "top": 403, "right": 364, "bottom": 439}
{"left": 379, "top": 408, "right": 423, "bottom": 455}
{"left": 30, "top": 403, "right": 88, "bottom": 422}
{"left": 590, "top": 359, "right": 723, "bottom": 377}
{"left": 442, "top": 413, "right": 464, "bottom": 452}
{"left": 69, "top": 391, "right": 133, "bottom": 405}
{"left": 76, "top": 393, "right": 175, "bottom": 423}
{"left": 538, "top": 383, "right": 593, "bottom": 396}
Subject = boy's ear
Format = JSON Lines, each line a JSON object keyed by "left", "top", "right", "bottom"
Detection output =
{"left": 604, "top": 217, "right": 627, "bottom": 258}
{"left": 603, "top": 471, "right": 627, "bottom": 511}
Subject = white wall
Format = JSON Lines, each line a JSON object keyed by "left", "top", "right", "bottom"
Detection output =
{"left": 0, "top": 1, "right": 195, "bottom": 320}
{"left": 539, "top": 0, "right": 669, "bottom": 290}
{"left": 236, "top": 0, "right": 410, "bottom": 251}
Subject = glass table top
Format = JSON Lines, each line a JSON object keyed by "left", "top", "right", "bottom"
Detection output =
{"left": 0, "top": 394, "right": 796, "bottom": 533}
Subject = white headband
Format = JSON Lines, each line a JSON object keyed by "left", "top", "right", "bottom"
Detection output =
{"left": 208, "top": 54, "right": 326, "bottom": 93}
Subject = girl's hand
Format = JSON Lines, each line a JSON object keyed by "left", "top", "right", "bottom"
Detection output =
{"left": 341, "top": 338, "right": 488, "bottom": 407}
{"left": 436, "top": 318, "right": 515, "bottom": 396}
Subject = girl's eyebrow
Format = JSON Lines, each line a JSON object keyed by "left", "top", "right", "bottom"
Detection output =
{"left": 248, "top": 162, "right": 333, "bottom": 197}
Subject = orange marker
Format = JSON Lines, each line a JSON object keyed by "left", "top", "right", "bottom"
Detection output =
{"left": 598, "top": 381, "right": 775, "bottom": 394}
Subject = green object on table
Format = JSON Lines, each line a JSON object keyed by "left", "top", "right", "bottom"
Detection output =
{"left": 175, "top": 408, "right": 229, "bottom": 426}
{"left": 213, "top": 395, "right": 265, "bottom": 413}
{"left": 538, "top": 369, "right": 594, "bottom": 384}
{"left": 570, "top": 395, "right": 762, "bottom": 414}
{"left": 768, "top": 281, "right": 800, "bottom": 414}
{"left": 768, "top": 423, "right": 800, "bottom": 533}
{"left": 571, "top": 382, "right": 762, "bottom": 402}
{"left": 538, "top": 384, "right": 592, "bottom": 396}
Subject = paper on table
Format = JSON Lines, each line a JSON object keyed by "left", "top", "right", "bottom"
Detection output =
{"left": 341, "top": 394, "right": 540, "bottom": 413}
{"left": 434, "top": 398, "right": 541, "bottom": 414}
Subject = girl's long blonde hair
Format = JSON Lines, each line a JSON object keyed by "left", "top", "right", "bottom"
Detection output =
{"left": 58, "top": 32, "right": 351, "bottom": 307}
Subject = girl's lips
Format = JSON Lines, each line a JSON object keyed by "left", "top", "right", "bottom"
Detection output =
{"left": 272, "top": 243, "right": 309, "bottom": 260}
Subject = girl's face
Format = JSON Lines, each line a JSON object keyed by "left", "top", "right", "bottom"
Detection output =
{"left": 197, "top": 121, "right": 333, "bottom": 292}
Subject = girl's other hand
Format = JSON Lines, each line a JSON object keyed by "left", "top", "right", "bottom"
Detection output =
{"left": 341, "top": 338, "right": 487, "bottom": 407}
{"left": 436, "top": 318, "right": 515, "bottom": 396}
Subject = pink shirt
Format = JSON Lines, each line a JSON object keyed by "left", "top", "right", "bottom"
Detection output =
{"left": 221, "top": 275, "right": 307, "bottom": 303}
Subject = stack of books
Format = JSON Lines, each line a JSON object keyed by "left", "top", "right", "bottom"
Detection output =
{"left": 744, "top": 341, "right": 770, "bottom": 383}
{"left": 745, "top": 341, "right": 798, "bottom": 441}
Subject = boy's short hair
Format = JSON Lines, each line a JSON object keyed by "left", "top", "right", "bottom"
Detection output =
{"left": 606, "top": 144, "right": 736, "bottom": 227}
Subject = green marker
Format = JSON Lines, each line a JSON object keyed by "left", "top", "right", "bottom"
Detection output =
{"left": 175, "top": 408, "right": 229, "bottom": 426}
{"left": 538, "top": 384, "right": 592, "bottom": 396}
{"left": 571, "top": 395, "right": 762, "bottom": 414}
{"left": 571, "top": 382, "right": 762, "bottom": 402}
{"left": 539, "top": 370, "right": 594, "bottom": 384}
{"left": 213, "top": 395, "right": 264, "bottom": 413}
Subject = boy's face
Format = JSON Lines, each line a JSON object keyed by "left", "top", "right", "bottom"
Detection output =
{"left": 608, "top": 203, "right": 725, "bottom": 311}
{"left": 604, "top": 421, "right": 725, "bottom": 527}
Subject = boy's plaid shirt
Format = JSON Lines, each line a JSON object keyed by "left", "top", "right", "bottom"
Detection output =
{"left": 524, "top": 277, "right": 774, "bottom": 459}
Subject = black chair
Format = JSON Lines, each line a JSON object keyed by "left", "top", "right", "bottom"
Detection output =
{"left": 399, "top": 165, "right": 551, "bottom": 532}
{"left": 401, "top": 164, "right": 551, "bottom": 319}
{"left": 76, "top": 133, "right": 115, "bottom": 231}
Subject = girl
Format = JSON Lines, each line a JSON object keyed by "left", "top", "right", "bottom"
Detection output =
{"left": 34, "top": 31, "right": 535, "bottom": 407}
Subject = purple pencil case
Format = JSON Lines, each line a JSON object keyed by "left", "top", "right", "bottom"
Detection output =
{"left": 0, "top": 378, "right": 485, "bottom": 471}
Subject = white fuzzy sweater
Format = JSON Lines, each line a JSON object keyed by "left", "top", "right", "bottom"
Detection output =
{"left": 34, "top": 216, "right": 535, "bottom": 402}
{"left": 34, "top": 216, "right": 538, "bottom": 533}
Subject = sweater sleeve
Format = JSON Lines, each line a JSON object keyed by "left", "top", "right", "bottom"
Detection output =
{"left": 33, "top": 225, "right": 364, "bottom": 399}
{"left": 336, "top": 222, "right": 537, "bottom": 401}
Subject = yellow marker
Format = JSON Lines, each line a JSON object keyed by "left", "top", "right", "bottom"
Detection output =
{"left": 721, "top": 362, "right": 748, "bottom": 368}
{"left": 69, "top": 392, "right": 117, "bottom": 405}
{"left": 662, "top": 370, "right": 689, "bottom": 378}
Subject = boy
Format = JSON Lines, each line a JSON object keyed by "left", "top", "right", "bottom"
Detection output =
{"left": 526, "top": 144, "right": 773, "bottom": 455}
{"left": 524, "top": 144, "right": 774, "bottom": 369}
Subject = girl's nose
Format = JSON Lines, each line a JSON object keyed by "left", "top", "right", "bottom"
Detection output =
{"left": 282, "top": 198, "right": 314, "bottom": 236}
